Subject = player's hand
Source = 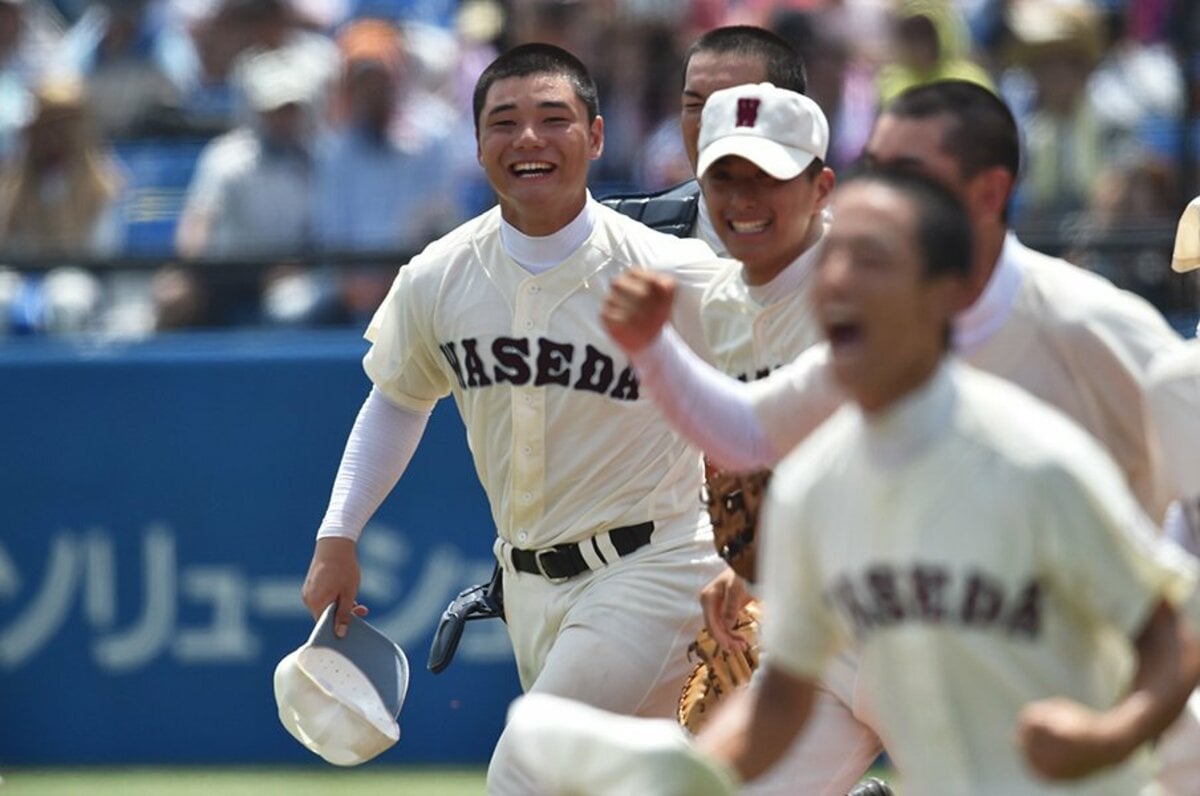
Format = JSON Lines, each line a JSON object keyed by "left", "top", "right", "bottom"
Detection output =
{"left": 700, "top": 567, "right": 754, "bottom": 652}
{"left": 301, "top": 537, "right": 369, "bottom": 637}
{"left": 1016, "top": 697, "right": 1124, "bottom": 780}
{"left": 602, "top": 269, "right": 677, "bottom": 355}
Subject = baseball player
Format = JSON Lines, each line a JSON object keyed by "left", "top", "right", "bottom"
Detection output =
{"left": 700, "top": 170, "right": 1200, "bottom": 795}
{"left": 299, "top": 43, "right": 727, "bottom": 794}
{"left": 603, "top": 80, "right": 1196, "bottom": 791}
{"left": 674, "top": 81, "right": 894, "bottom": 796}
{"left": 509, "top": 171, "right": 1200, "bottom": 795}
{"left": 1149, "top": 194, "right": 1200, "bottom": 558}
{"left": 602, "top": 26, "right": 808, "bottom": 247}
{"left": 1142, "top": 196, "right": 1200, "bottom": 791}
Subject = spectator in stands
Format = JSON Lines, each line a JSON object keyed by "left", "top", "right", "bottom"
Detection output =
{"left": 170, "top": 46, "right": 320, "bottom": 326}
{"left": 0, "top": 76, "right": 122, "bottom": 256}
{"left": 57, "top": 0, "right": 200, "bottom": 138}
{"left": 184, "top": 0, "right": 337, "bottom": 135}
{"left": 175, "top": 45, "right": 315, "bottom": 259}
{"left": 1071, "top": 154, "right": 1179, "bottom": 310}
{"left": 0, "top": 77, "right": 123, "bottom": 333}
{"left": 0, "top": 0, "right": 62, "bottom": 159}
{"left": 310, "top": 19, "right": 459, "bottom": 325}
{"left": 876, "top": 0, "right": 993, "bottom": 105}
{"left": 1002, "top": 0, "right": 1117, "bottom": 220}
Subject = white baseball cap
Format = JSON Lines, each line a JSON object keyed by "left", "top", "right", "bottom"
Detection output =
{"left": 697, "top": 82, "right": 829, "bottom": 182}
{"left": 273, "top": 604, "right": 409, "bottom": 766}
{"left": 1172, "top": 195, "right": 1200, "bottom": 273}
{"left": 241, "top": 49, "right": 316, "bottom": 113}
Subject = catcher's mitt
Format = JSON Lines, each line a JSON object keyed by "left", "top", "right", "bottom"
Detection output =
{"left": 705, "top": 462, "right": 771, "bottom": 582}
{"left": 677, "top": 601, "right": 762, "bottom": 735}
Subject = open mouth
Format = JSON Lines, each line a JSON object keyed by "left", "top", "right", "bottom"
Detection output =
{"left": 827, "top": 321, "right": 862, "bottom": 348}
{"left": 823, "top": 306, "right": 863, "bottom": 351}
{"left": 727, "top": 219, "right": 771, "bottom": 235}
{"left": 511, "top": 161, "right": 556, "bottom": 178}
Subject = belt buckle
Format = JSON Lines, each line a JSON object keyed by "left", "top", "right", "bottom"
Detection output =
{"left": 534, "top": 548, "right": 570, "bottom": 583}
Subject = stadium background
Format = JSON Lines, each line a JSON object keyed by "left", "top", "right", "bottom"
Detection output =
{"left": 1, "top": 0, "right": 1197, "bottom": 790}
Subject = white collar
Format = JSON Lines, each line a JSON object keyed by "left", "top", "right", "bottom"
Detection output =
{"left": 500, "top": 193, "right": 597, "bottom": 274}
{"left": 861, "top": 358, "right": 957, "bottom": 468}
{"left": 953, "top": 232, "right": 1025, "bottom": 355}
{"left": 746, "top": 221, "right": 827, "bottom": 307}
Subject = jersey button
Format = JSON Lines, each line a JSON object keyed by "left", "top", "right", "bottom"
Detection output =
{"left": 517, "top": 531, "right": 528, "bottom": 542}
{"left": 521, "top": 492, "right": 533, "bottom": 503}
{"left": 529, "top": 285, "right": 540, "bottom": 294}
{"left": 522, "top": 394, "right": 532, "bottom": 405}
{"left": 523, "top": 320, "right": 534, "bottom": 330}
{"left": 522, "top": 445, "right": 532, "bottom": 455}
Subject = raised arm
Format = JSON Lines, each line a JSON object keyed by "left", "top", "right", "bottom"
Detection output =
{"left": 602, "top": 270, "right": 843, "bottom": 471}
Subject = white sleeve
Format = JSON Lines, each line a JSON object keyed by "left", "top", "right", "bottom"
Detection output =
{"left": 629, "top": 326, "right": 843, "bottom": 471}
{"left": 316, "top": 387, "right": 432, "bottom": 541}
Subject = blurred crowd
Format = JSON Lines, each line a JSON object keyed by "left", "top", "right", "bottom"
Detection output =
{"left": 0, "top": 0, "right": 1196, "bottom": 336}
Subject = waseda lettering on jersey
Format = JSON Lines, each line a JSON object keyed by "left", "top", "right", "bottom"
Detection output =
{"left": 439, "top": 337, "right": 640, "bottom": 401}
{"left": 826, "top": 564, "right": 1043, "bottom": 639}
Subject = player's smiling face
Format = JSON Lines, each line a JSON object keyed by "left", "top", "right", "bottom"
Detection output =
{"left": 814, "top": 181, "right": 956, "bottom": 413}
{"left": 701, "top": 155, "right": 833, "bottom": 285}
{"left": 477, "top": 72, "right": 603, "bottom": 236}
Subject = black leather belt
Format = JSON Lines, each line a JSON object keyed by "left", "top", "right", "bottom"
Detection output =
{"left": 510, "top": 521, "right": 655, "bottom": 581}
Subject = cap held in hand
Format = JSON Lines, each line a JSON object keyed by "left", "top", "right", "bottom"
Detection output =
{"left": 274, "top": 604, "right": 410, "bottom": 766}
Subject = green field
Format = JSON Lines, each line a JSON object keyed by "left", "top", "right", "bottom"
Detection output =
{"left": 0, "top": 764, "right": 898, "bottom": 794}
{"left": 0, "top": 767, "right": 488, "bottom": 795}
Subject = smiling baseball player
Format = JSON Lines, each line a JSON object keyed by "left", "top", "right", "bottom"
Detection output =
{"left": 670, "top": 81, "right": 891, "bottom": 796}
{"left": 603, "top": 80, "right": 1198, "bottom": 793}
{"left": 300, "top": 43, "right": 727, "bottom": 793}
{"left": 508, "top": 171, "right": 1200, "bottom": 795}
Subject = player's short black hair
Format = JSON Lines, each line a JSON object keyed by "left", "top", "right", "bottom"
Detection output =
{"left": 472, "top": 43, "right": 599, "bottom": 136}
{"left": 684, "top": 26, "right": 807, "bottom": 94}
{"left": 848, "top": 169, "right": 973, "bottom": 283}
{"left": 883, "top": 80, "right": 1020, "bottom": 181}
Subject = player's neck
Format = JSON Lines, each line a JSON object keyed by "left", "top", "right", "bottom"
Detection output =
{"left": 500, "top": 191, "right": 589, "bottom": 237}
{"left": 964, "top": 222, "right": 1007, "bottom": 305}
{"left": 500, "top": 195, "right": 596, "bottom": 274}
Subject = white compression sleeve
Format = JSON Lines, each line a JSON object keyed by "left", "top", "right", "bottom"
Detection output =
{"left": 630, "top": 326, "right": 780, "bottom": 472}
{"left": 316, "top": 387, "right": 432, "bottom": 541}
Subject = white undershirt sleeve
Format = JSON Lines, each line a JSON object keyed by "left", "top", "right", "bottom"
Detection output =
{"left": 629, "top": 326, "right": 781, "bottom": 471}
{"left": 316, "top": 387, "right": 432, "bottom": 541}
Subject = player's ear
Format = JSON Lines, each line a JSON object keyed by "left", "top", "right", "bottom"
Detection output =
{"left": 814, "top": 167, "right": 836, "bottom": 210}
{"left": 967, "top": 165, "right": 1012, "bottom": 221}
{"left": 588, "top": 115, "right": 604, "bottom": 161}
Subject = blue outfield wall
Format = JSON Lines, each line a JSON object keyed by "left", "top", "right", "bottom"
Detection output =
{"left": 0, "top": 329, "right": 521, "bottom": 765}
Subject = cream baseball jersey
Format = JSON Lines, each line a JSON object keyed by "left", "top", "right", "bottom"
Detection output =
{"left": 363, "top": 201, "right": 722, "bottom": 551}
{"left": 700, "top": 234, "right": 826, "bottom": 382}
{"left": 749, "top": 236, "right": 1184, "bottom": 522}
{"left": 760, "top": 362, "right": 1199, "bottom": 796}
{"left": 965, "top": 236, "right": 1183, "bottom": 522}
{"left": 1147, "top": 341, "right": 1200, "bottom": 502}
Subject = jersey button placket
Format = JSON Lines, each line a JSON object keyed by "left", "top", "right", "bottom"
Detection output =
{"left": 511, "top": 285, "right": 545, "bottom": 537}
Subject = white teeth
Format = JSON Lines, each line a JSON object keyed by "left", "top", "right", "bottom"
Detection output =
{"left": 512, "top": 161, "right": 554, "bottom": 173}
{"left": 729, "top": 219, "right": 769, "bottom": 233}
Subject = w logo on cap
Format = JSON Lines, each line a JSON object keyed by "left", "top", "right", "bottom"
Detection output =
{"left": 735, "top": 98, "right": 761, "bottom": 128}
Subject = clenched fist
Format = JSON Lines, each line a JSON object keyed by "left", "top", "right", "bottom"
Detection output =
{"left": 602, "top": 269, "right": 678, "bottom": 355}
